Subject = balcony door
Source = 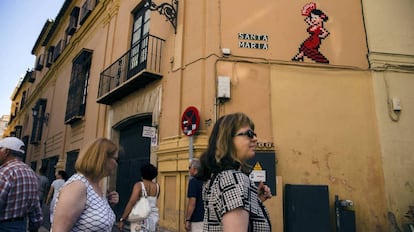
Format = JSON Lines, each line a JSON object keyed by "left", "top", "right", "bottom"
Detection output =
{"left": 128, "top": 7, "right": 150, "bottom": 78}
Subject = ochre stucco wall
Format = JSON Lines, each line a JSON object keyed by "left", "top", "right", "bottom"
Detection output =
{"left": 363, "top": 0, "right": 414, "bottom": 229}
{"left": 372, "top": 70, "right": 414, "bottom": 228}
{"left": 270, "top": 65, "right": 389, "bottom": 231}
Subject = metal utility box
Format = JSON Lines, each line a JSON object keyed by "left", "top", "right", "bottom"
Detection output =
{"left": 284, "top": 184, "right": 331, "bottom": 232}
{"left": 247, "top": 151, "right": 276, "bottom": 195}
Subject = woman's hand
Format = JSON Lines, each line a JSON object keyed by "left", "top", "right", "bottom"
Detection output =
{"left": 117, "top": 220, "right": 124, "bottom": 230}
{"left": 107, "top": 191, "right": 119, "bottom": 205}
{"left": 319, "top": 28, "right": 330, "bottom": 39}
{"left": 185, "top": 220, "right": 191, "bottom": 231}
{"left": 118, "top": 182, "right": 142, "bottom": 231}
{"left": 257, "top": 182, "right": 272, "bottom": 202}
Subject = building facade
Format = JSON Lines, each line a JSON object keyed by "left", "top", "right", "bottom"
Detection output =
{"left": 0, "top": 115, "right": 10, "bottom": 138}
{"left": 363, "top": 0, "right": 414, "bottom": 231}
{"left": 5, "top": 0, "right": 414, "bottom": 231}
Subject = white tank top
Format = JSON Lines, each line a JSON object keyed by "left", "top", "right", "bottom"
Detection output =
{"left": 56, "top": 173, "right": 115, "bottom": 231}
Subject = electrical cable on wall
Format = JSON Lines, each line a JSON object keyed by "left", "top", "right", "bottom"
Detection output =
{"left": 382, "top": 71, "right": 401, "bottom": 122}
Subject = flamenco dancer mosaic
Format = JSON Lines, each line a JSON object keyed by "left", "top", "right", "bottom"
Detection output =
{"left": 292, "top": 2, "right": 330, "bottom": 64}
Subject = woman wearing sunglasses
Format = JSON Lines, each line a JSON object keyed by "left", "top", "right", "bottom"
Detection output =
{"left": 198, "top": 112, "right": 272, "bottom": 231}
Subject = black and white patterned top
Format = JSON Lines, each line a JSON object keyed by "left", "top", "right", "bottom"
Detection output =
{"left": 202, "top": 170, "right": 272, "bottom": 231}
{"left": 54, "top": 173, "right": 115, "bottom": 231}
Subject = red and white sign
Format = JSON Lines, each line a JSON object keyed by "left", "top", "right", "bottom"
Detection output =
{"left": 181, "top": 106, "right": 200, "bottom": 136}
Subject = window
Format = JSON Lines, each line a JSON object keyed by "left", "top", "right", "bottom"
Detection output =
{"left": 65, "top": 150, "right": 79, "bottom": 177}
{"left": 35, "top": 54, "right": 44, "bottom": 71}
{"left": 64, "top": 49, "right": 92, "bottom": 124}
{"left": 13, "top": 103, "right": 19, "bottom": 118}
{"left": 128, "top": 7, "right": 150, "bottom": 78}
{"left": 30, "top": 99, "right": 47, "bottom": 144}
{"left": 79, "top": 0, "right": 98, "bottom": 25}
{"left": 14, "top": 125, "right": 23, "bottom": 138}
{"left": 67, "top": 7, "right": 80, "bottom": 35}
{"left": 20, "top": 91, "right": 27, "bottom": 110}
{"left": 53, "top": 40, "right": 65, "bottom": 62}
{"left": 46, "top": 46, "right": 55, "bottom": 67}
{"left": 27, "top": 70, "right": 36, "bottom": 83}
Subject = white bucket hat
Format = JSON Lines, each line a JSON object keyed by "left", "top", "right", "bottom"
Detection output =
{"left": 0, "top": 137, "right": 25, "bottom": 154}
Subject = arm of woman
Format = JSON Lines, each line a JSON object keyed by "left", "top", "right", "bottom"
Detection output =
{"left": 51, "top": 181, "right": 86, "bottom": 232}
{"left": 222, "top": 207, "right": 249, "bottom": 232}
{"left": 45, "top": 184, "right": 54, "bottom": 206}
{"left": 118, "top": 182, "right": 142, "bottom": 230}
{"left": 304, "top": 17, "right": 312, "bottom": 25}
{"left": 319, "top": 27, "right": 330, "bottom": 38}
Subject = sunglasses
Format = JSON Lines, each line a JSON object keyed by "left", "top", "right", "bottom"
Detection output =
{"left": 234, "top": 129, "right": 257, "bottom": 139}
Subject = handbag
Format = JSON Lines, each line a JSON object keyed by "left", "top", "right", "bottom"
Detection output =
{"left": 128, "top": 182, "right": 151, "bottom": 222}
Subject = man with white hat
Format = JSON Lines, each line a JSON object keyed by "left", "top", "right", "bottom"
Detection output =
{"left": 0, "top": 137, "right": 43, "bottom": 231}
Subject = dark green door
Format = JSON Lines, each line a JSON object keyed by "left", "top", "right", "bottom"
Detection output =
{"left": 114, "top": 116, "right": 152, "bottom": 218}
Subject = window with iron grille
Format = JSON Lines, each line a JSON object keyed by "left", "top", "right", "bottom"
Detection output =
{"left": 20, "top": 91, "right": 27, "bottom": 110}
{"left": 79, "top": 0, "right": 98, "bottom": 25}
{"left": 53, "top": 39, "right": 65, "bottom": 62}
{"left": 67, "top": 7, "right": 80, "bottom": 35}
{"left": 35, "top": 54, "right": 44, "bottom": 71}
{"left": 46, "top": 46, "right": 55, "bottom": 67}
{"left": 28, "top": 70, "right": 36, "bottom": 83}
{"left": 64, "top": 49, "right": 92, "bottom": 124}
{"left": 30, "top": 99, "right": 47, "bottom": 144}
{"left": 14, "top": 125, "right": 23, "bottom": 139}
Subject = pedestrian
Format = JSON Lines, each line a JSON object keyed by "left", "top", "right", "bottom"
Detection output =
{"left": 29, "top": 166, "right": 50, "bottom": 232}
{"left": 38, "top": 166, "right": 50, "bottom": 207}
{"left": 45, "top": 170, "right": 68, "bottom": 223}
{"left": 198, "top": 112, "right": 272, "bottom": 231}
{"left": 118, "top": 163, "right": 160, "bottom": 232}
{"left": 0, "top": 137, "right": 43, "bottom": 231}
{"left": 185, "top": 159, "right": 204, "bottom": 232}
{"left": 51, "top": 138, "right": 120, "bottom": 231}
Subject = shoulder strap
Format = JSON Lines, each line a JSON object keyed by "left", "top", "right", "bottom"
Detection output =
{"left": 140, "top": 182, "right": 148, "bottom": 197}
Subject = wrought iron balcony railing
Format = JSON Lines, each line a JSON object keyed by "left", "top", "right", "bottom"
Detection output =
{"left": 97, "top": 34, "right": 164, "bottom": 105}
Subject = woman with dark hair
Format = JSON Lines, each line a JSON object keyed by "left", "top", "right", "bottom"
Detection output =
{"left": 292, "top": 3, "right": 330, "bottom": 63}
{"left": 198, "top": 112, "right": 272, "bottom": 231}
{"left": 46, "top": 170, "right": 68, "bottom": 223}
{"left": 118, "top": 163, "right": 160, "bottom": 232}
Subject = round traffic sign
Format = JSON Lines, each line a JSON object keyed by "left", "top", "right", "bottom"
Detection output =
{"left": 181, "top": 106, "right": 200, "bottom": 136}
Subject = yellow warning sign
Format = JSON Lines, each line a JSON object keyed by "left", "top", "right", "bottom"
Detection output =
{"left": 253, "top": 162, "right": 262, "bottom": 170}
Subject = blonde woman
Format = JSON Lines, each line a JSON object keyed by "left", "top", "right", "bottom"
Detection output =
{"left": 198, "top": 113, "right": 272, "bottom": 231}
{"left": 51, "top": 138, "right": 119, "bottom": 231}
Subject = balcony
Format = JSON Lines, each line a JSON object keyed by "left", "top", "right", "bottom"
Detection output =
{"left": 97, "top": 34, "right": 164, "bottom": 105}
{"left": 25, "top": 69, "right": 36, "bottom": 83}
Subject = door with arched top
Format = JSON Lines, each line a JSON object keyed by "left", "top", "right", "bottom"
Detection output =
{"left": 113, "top": 115, "right": 152, "bottom": 218}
